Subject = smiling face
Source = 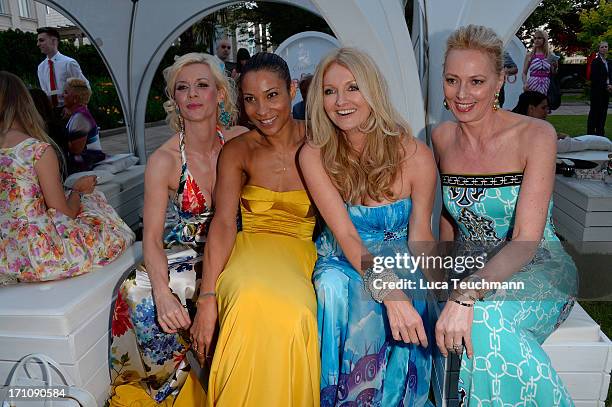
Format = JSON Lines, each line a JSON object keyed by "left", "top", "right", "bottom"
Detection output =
{"left": 443, "top": 49, "right": 504, "bottom": 123}
{"left": 173, "top": 63, "right": 221, "bottom": 123}
{"left": 37, "top": 33, "right": 57, "bottom": 57}
{"left": 241, "top": 69, "right": 295, "bottom": 136}
{"left": 322, "top": 63, "right": 371, "bottom": 135}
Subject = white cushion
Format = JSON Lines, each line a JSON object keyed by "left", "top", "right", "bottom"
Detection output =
{"left": 573, "top": 135, "right": 612, "bottom": 151}
{"left": 64, "top": 170, "right": 114, "bottom": 188}
{"left": 545, "top": 303, "right": 601, "bottom": 343}
{"left": 0, "top": 242, "right": 142, "bottom": 337}
{"left": 557, "top": 137, "right": 588, "bottom": 153}
{"left": 93, "top": 153, "right": 139, "bottom": 174}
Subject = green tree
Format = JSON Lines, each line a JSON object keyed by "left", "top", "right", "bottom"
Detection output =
{"left": 578, "top": 0, "right": 612, "bottom": 51}
{"left": 520, "top": 0, "right": 599, "bottom": 53}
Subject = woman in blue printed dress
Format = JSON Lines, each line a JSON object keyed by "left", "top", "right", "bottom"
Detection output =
{"left": 109, "top": 53, "right": 246, "bottom": 406}
{"left": 432, "top": 25, "right": 577, "bottom": 406}
{"left": 300, "top": 48, "right": 438, "bottom": 406}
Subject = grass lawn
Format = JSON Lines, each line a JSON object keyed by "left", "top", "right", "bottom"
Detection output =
{"left": 548, "top": 114, "right": 612, "bottom": 139}
{"left": 580, "top": 301, "right": 612, "bottom": 403}
{"left": 561, "top": 94, "right": 587, "bottom": 103}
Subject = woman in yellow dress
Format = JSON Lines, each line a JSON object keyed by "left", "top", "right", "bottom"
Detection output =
{"left": 189, "top": 52, "right": 320, "bottom": 406}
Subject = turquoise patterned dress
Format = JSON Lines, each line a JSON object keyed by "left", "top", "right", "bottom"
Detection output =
{"left": 441, "top": 172, "right": 577, "bottom": 406}
{"left": 314, "top": 199, "right": 434, "bottom": 407}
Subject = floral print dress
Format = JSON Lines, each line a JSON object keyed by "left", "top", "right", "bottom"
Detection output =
{"left": 0, "top": 138, "right": 135, "bottom": 285}
{"left": 109, "top": 128, "right": 224, "bottom": 403}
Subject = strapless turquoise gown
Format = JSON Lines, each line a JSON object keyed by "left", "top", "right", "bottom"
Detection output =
{"left": 314, "top": 199, "right": 434, "bottom": 407}
{"left": 442, "top": 173, "right": 577, "bottom": 406}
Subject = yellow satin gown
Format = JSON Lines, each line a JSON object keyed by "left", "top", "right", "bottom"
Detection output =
{"left": 207, "top": 185, "right": 320, "bottom": 406}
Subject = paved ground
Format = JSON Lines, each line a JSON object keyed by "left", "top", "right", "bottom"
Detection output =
{"left": 551, "top": 102, "right": 612, "bottom": 116}
{"left": 102, "top": 123, "right": 173, "bottom": 157}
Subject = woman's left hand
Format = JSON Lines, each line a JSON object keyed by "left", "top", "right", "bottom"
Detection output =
{"left": 435, "top": 300, "right": 474, "bottom": 358}
{"left": 190, "top": 296, "right": 218, "bottom": 366}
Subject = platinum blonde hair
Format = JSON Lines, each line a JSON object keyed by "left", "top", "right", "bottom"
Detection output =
{"left": 162, "top": 53, "right": 236, "bottom": 132}
{"left": 306, "top": 47, "right": 413, "bottom": 204}
{"left": 444, "top": 25, "right": 504, "bottom": 74}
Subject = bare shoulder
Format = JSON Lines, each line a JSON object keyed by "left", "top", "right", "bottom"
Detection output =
{"left": 146, "top": 137, "right": 179, "bottom": 180}
{"left": 219, "top": 129, "right": 254, "bottom": 157}
{"left": 223, "top": 125, "right": 249, "bottom": 141}
{"left": 299, "top": 140, "right": 321, "bottom": 164}
{"left": 431, "top": 121, "right": 456, "bottom": 149}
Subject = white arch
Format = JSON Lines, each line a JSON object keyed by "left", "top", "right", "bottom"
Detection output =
{"left": 45, "top": 0, "right": 424, "bottom": 161}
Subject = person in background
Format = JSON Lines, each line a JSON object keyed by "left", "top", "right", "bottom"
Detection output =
{"left": 0, "top": 71, "right": 134, "bottom": 286}
{"left": 292, "top": 73, "right": 313, "bottom": 120}
{"left": 231, "top": 47, "right": 251, "bottom": 80}
{"left": 513, "top": 90, "right": 569, "bottom": 138}
{"left": 36, "top": 27, "right": 89, "bottom": 111}
{"left": 498, "top": 51, "right": 518, "bottom": 108}
{"left": 512, "top": 90, "right": 549, "bottom": 119}
{"left": 587, "top": 41, "right": 611, "bottom": 136}
{"left": 215, "top": 38, "right": 235, "bottom": 77}
{"left": 63, "top": 78, "right": 105, "bottom": 174}
{"left": 29, "top": 88, "right": 68, "bottom": 164}
{"left": 522, "top": 29, "right": 557, "bottom": 95}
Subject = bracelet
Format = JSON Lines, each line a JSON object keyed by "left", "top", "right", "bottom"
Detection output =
{"left": 199, "top": 291, "right": 216, "bottom": 298}
{"left": 363, "top": 266, "right": 400, "bottom": 303}
{"left": 450, "top": 298, "right": 474, "bottom": 307}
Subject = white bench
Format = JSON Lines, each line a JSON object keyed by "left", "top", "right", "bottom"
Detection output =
{"left": 97, "top": 165, "right": 145, "bottom": 231}
{"left": 553, "top": 175, "right": 612, "bottom": 254}
{"left": 439, "top": 303, "right": 612, "bottom": 407}
{"left": 0, "top": 243, "right": 142, "bottom": 406}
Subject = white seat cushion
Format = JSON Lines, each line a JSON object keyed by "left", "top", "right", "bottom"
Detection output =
{"left": 545, "top": 303, "right": 601, "bottom": 344}
{"left": 0, "top": 242, "right": 142, "bottom": 337}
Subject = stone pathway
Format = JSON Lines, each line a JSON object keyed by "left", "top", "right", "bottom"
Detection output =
{"left": 102, "top": 123, "right": 173, "bottom": 157}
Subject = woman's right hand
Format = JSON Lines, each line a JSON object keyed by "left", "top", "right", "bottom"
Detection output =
{"left": 72, "top": 175, "right": 96, "bottom": 194}
{"left": 153, "top": 290, "right": 191, "bottom": 333}
{"left": 383, "top": 290, "right": 428, "bottom": 347}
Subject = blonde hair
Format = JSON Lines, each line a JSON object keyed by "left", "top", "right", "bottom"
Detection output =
{"left": 162, "top": 53, "right": 237, "bottom": 132}
{"left": 306, "top": 47, "right": 412, "bottom": 204}
{"left": 444, "top": 25, "right": 503, "bottom": 74}
{"left": 0, "top": 71, "right": 52, "bottom": 145}
{"left": 532, "top": 29, "right": 551, "bottom": 57}
{"left": 65, "top": 77, "right": 91, "bottom": 104}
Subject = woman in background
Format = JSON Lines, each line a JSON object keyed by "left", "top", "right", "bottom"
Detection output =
{"left": 0, "top": 71, "right": 134, "bottom": 285}
{"left": 63, "top": 77, "right": 106, "bottom": 173}
{"left": 522, "top": 29, "right": 557, "bottom": 95}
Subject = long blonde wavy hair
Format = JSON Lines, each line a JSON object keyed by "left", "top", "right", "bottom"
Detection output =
{"left": 306, "top": 48, "right": 413, "bottom": 204}
{"left": 0, "top": 71, "right": 55, "bottom": 146}
{"left": 162, "top": 53, "right": 237, "bottom": 132}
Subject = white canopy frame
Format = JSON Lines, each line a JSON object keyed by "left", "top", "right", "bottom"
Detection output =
{"left": 39, "top": 0, "right": 424, "bottom": 162}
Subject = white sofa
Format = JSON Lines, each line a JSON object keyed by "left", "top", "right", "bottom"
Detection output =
{"left": 0, "top": 243, "right": 143, "bottom": 406}
{"left": 96, "top": 165, "right": 145, "bottom": 231}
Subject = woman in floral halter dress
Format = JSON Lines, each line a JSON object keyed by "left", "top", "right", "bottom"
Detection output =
{"left": 109, "top": 53, "right": 246, "bottom": 406}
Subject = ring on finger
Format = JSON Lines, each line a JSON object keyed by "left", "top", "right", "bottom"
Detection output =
{"left": 453, "top": 344, "right": 463, "bottom": 354}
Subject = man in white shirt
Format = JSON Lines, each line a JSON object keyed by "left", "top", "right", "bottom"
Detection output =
{"left": 36, "top": 27, "right": 89, "bottom": 108}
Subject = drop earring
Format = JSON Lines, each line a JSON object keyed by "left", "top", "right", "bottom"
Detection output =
{"left": 218, "top": 100, "right": 231, "bottom": 127}
{"left": 443, "top": 99, "right": 449, "bottom": 110}
{"left": 493, "top": 92, "right": 500, "bottom": 111}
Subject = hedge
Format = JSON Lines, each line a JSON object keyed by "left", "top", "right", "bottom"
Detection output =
{"left": 0, "top": 29, "right": 204, "bottom": 130}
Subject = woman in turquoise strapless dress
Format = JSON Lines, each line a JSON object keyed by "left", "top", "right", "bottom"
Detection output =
{"left": 300, "top": 48, "right": 438, "bottom": 406}
{"left": 433, "top": 25, "right": 577, "bottom": 406}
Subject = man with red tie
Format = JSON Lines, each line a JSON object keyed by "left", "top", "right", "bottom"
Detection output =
{"left": 36, "top": 27, "right": 89, "bottom": 110}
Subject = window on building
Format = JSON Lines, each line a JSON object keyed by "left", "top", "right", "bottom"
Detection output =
{"left": 18, "top": 0, "right": 31, "bottom": 18}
